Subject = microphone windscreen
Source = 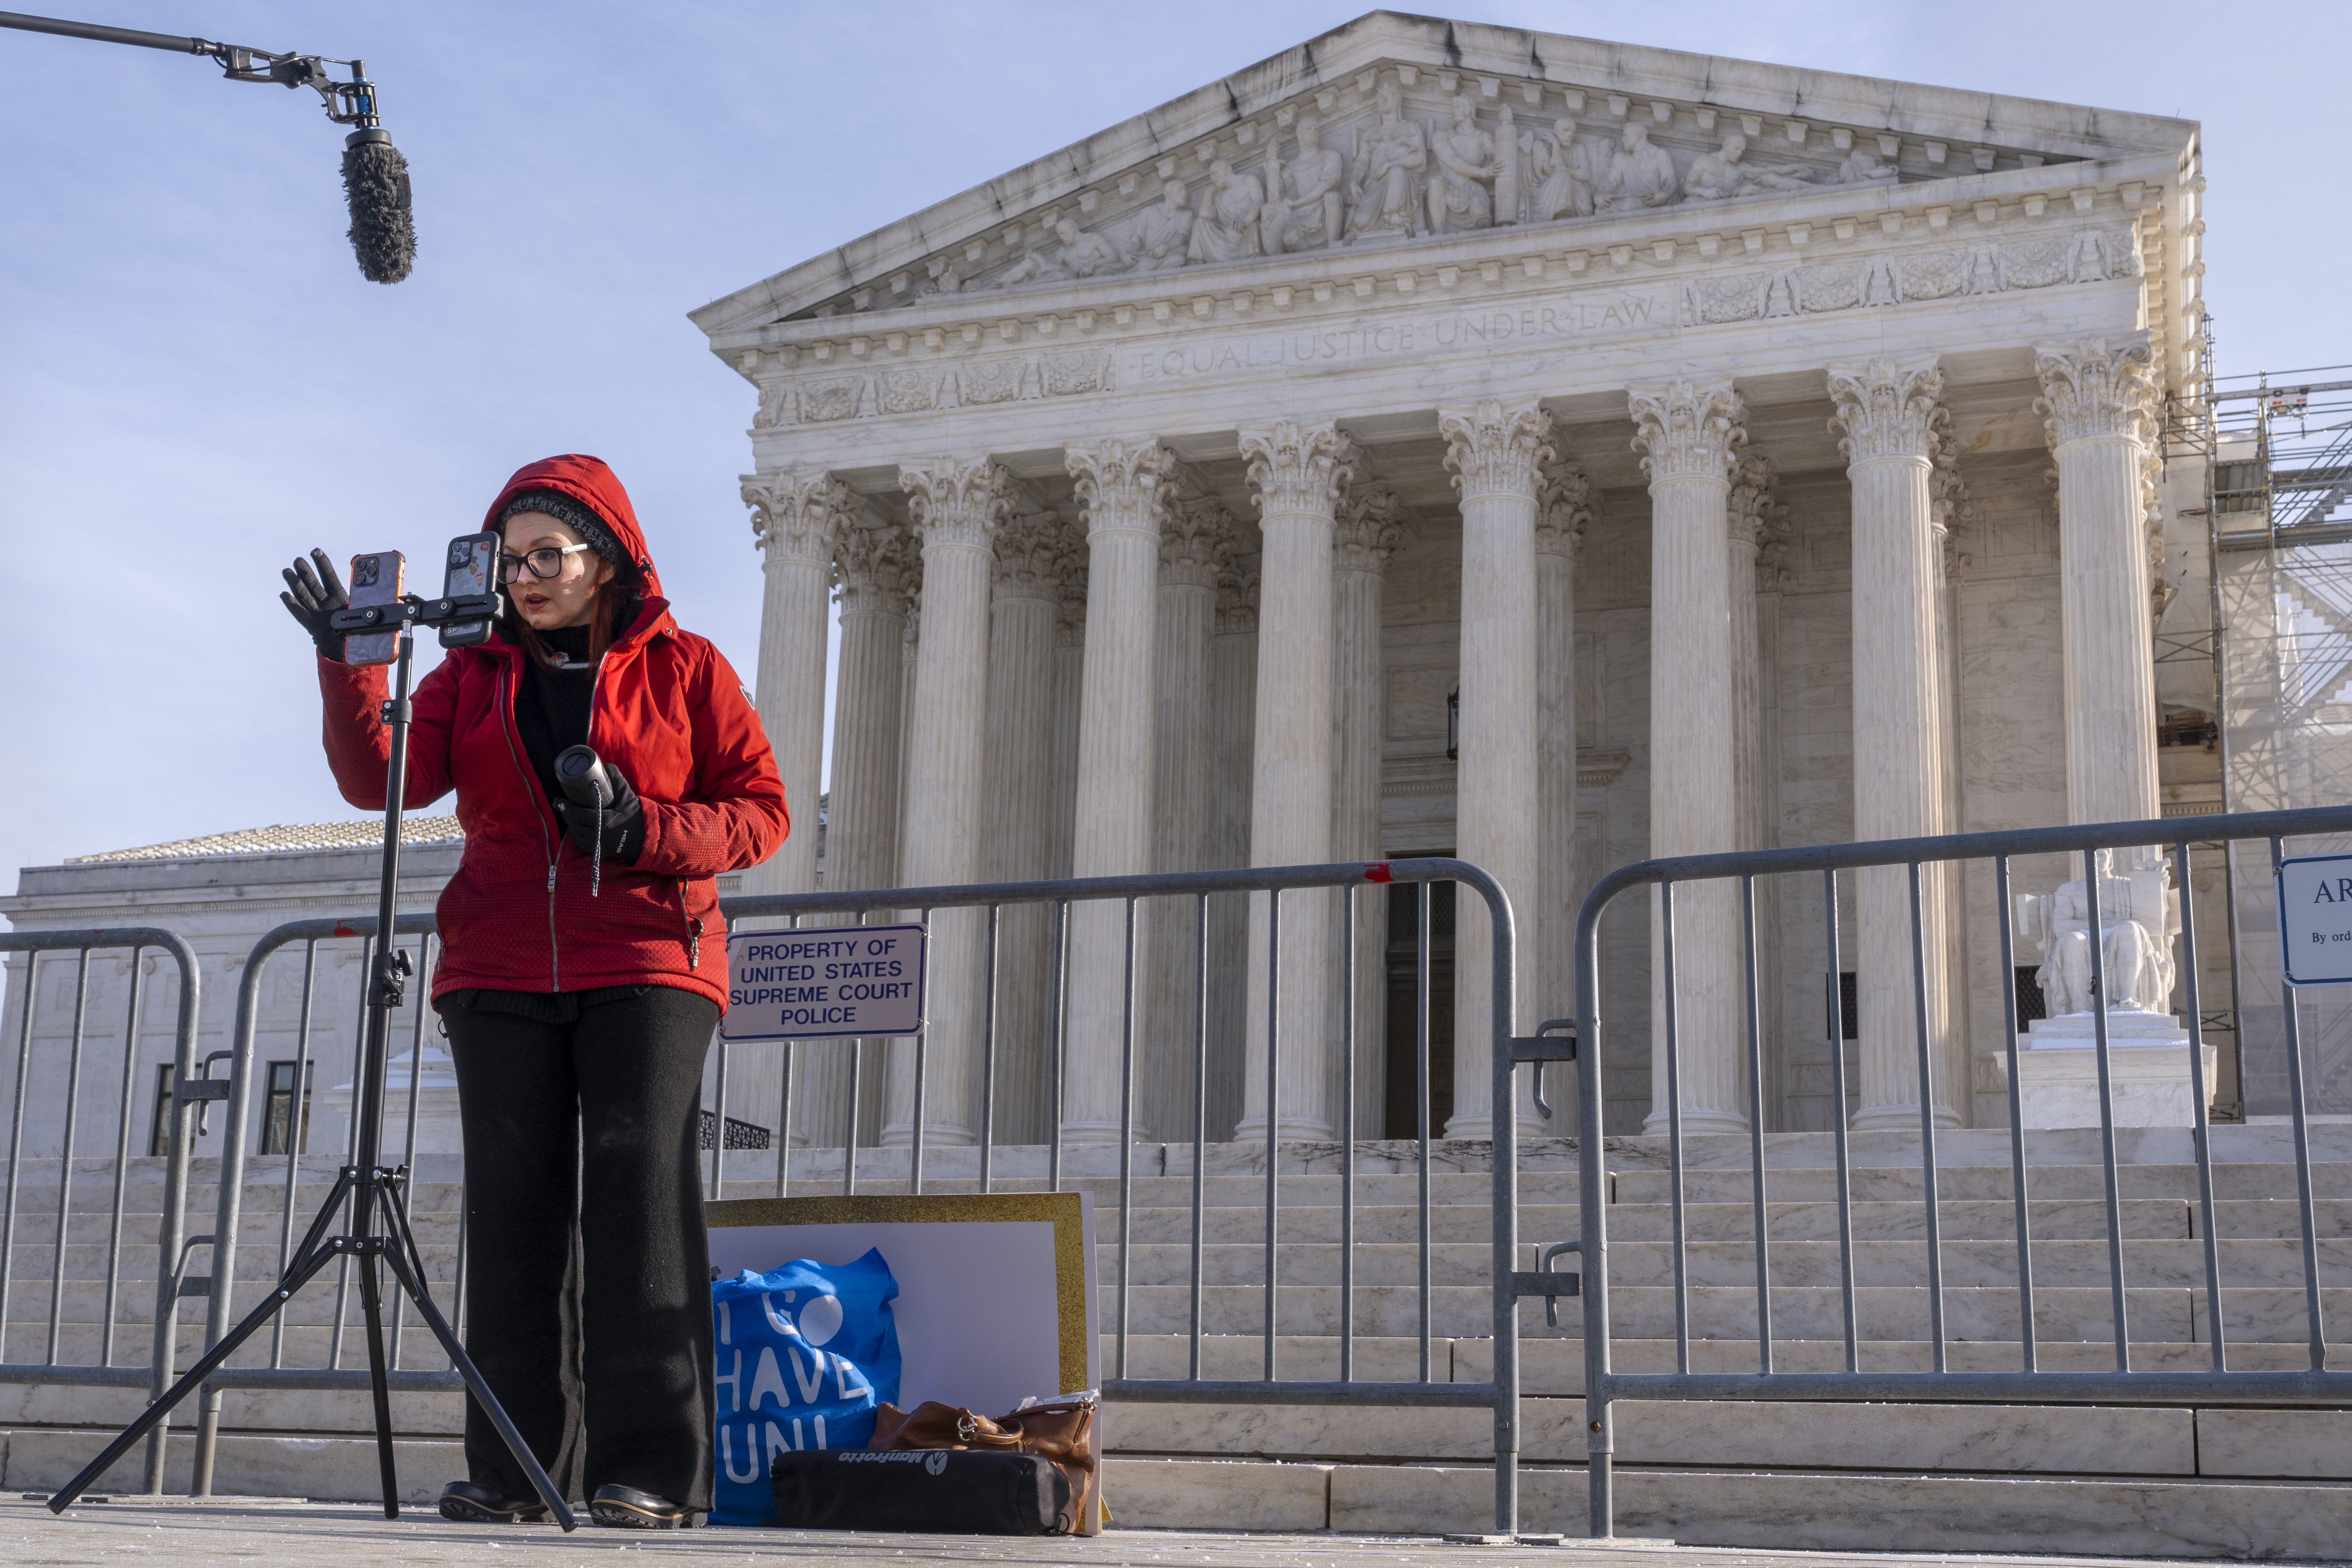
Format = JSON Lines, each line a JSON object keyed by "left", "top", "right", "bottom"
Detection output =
{"left": 342, "top": 130, "right": 416, "bottom": 285}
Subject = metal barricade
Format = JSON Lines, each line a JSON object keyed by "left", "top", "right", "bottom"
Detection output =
{"left": 0, "top": 927, "right": 202, "bottom": 1493}
{"left": 1574, "top": 805, "right": 2352, "bottom": 1540}
{"left": 182, "top": 857, "right": 1539, "bottom": 1533}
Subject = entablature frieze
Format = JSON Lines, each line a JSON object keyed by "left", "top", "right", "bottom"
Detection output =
{"left": 742, "top": 190, "right": 2158, "bottom": 475}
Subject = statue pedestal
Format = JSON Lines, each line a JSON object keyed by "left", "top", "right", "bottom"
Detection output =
{"left": 2005, "top": 1011, "right": 2215, "bottom": 1128}
{"left": 325, "top": 1044, "right": 465, "bottom": 1154}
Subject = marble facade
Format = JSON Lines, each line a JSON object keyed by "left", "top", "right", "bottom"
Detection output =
{"left": 695, "top": 15, "right": 2212, "bottom": 1142}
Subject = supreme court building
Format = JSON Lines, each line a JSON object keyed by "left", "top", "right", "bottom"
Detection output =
{"left": 690, "top": 12, "right": 2214, "bottom": 1150}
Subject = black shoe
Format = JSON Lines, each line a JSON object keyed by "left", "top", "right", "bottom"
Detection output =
{"left": 438, "top": 1479, "right": 549, "bottom": 1524}
{"left": 590, "top": 1484, "right": 701, "bottom": 1529}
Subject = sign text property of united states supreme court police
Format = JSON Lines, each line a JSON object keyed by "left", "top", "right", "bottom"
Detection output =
{"left": 722, "top": 923, "right": 927, "bottom": 1040}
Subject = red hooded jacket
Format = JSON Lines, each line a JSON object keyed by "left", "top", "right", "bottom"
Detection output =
{"left": 317, "top": 454, "right": 788, "bottom": 1009}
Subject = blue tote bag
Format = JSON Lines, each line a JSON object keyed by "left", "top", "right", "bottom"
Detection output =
{"left": 710, "top": 1249, "right": 901, "bottom": 1526}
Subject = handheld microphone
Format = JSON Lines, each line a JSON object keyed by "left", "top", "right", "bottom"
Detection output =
{"left": 554, "top": 745, "right": 614, "bottom": 896}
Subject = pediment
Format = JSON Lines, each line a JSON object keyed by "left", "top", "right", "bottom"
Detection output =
{"left": 689, "top": 10, "right": 2195, "bottom": 344}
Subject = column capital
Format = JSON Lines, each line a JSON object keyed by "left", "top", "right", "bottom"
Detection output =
{"left": 1826, "top": 355, "right": 1947, "bottom": 466}
{"left": 1162, "top": 494, "right": 1232, "bottom": 589}
{"left": 1240, "top": 419, "right": 1357, "bottom": 518}
{"left": 1334, "top": 479, "right": 1409, "bottom": 574}
{"left": 1931, "top": 428, "right": 1975, "bottom": 575}
{"left": 1535, "top": 455, "right": 1594, "bottom": 561}
{"left": 900, "top": 455, "right": 1016, "bottom": 550}
{"left": 1214, "top": 512, "right": 1261, "bottom": 634}
{"left": 2033, "top": 333, "right": 2159, "bottom": 448}
{"left": 992, "top": 509, "right": 1069, "bottom": 605}
{"left": 1629, "top": 379, "right": 1745, "bottom": 485}
{"left": 831, "top": 523, "right": 913, "bottom": 616}
{"left": 744, "top": 468, "right": 855, "bottom": 563}
{"left": 1065, "top": 436, "right": 1177, "bottom": 541}
{"left": 1439, "top": 401, "right": 1554, "bottom": 501}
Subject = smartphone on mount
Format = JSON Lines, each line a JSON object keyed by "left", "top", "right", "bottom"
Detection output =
{"left": 440, "top": 531, "right": 501, "bottom": 649}
{"left": 342, "top": 551, "right": 405, "bottom": 667}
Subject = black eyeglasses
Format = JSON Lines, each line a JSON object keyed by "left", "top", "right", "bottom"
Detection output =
{"left": 496, "top": 543, "right": 594, "bottom": 582}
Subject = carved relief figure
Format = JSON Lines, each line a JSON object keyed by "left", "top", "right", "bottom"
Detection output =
{"left": 1126, "top": 177, "right": 1198, "bottom": 272}
{"left": 1187, "top": 158, "right": 1265, "bottom": 264}
{"left": 1345, "top": 81, "right": 1427, "bottom": 240}
{"left": 1832, "top": 146, "right": 1900, "bottom": 185}
{"left": 1053, "top": 217, "right": 1127, "bottom": 279}
{"left": 1594, "top": 120, "right": 1679, "bottom": 212}
{"left": 1262, "top": 116, "right": 1346, "bottom": 252}
{"left": 1520, "top": 116, "right": 1593, "bottom": 221}
{"left": 1425, "top": 93, "right": 1501, "bottom": 234}
{"left": 994, "top": 242, "right": 1067, "bottom": 288}
{"left": 1684, "top": 132, "right": 1812, "bottom": 201}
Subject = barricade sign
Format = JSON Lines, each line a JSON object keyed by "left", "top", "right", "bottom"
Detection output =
{"left": 722, "top": 922, "right": 927, "bottom": 1040}
{"left": 2277, "top": 852, "right": 2352, "bottom": 985}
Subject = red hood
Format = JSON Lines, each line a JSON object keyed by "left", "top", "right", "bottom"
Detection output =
{"left": 482, "top": 453, "right": 664, "bottom": 601}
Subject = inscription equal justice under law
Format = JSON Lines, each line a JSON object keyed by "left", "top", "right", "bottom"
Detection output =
{"left": 1125, "top": 289, "right": 1669, "bottom": 383}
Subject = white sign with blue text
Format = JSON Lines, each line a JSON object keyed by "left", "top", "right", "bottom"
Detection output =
{"left": 721, "top": 923, "right": 927, "bottom": 1041}
{"left": 2276, "top": 853, "right": 2352, "bottom": 986}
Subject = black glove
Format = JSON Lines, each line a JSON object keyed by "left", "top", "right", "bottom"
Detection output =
{"left": 281, "top": 549, "right": 351, "bottom": 661}
{"left": 557, "top": 764, "right": 645, "bottom": 864}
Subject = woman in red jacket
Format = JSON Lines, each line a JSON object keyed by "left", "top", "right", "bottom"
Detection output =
{"left": 281, "top": 455, "right": 787, "bottom": 1530}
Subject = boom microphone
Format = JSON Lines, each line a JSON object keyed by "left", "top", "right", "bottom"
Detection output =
{"left": 0, "top": 10, "right": 417, "bottom": 283}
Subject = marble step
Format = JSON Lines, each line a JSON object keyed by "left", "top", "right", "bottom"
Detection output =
{"left": 1111, "top": 1280, "right": 2352, "bottom": 1341}
{"left": 1620, "top": 1162, "right": 2352, "bottom": 1205}
{"left": 0, "top": 1319, "right": 452, "bottom": 1372}
{"left": 1091, "top": 1233, "right": 2352, "bottom": 1291}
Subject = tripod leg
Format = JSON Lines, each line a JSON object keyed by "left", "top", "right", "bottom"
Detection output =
{"left": 354, "top": 1248, "right": 401, "bottom": 1520}
{"left": 378, "top": 1199, "right": 579, "bottom": 1532}
{"left": 47, "top": 1237, "right": 349, "bottom": 1514}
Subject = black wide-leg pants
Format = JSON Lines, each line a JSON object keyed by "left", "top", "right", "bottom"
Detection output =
{"left": 438, "top": 986, "right": 719, "bottom": 1511}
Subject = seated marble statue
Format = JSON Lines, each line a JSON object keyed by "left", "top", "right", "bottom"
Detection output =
{"left": 1188, "top": 159, "right": 1266, "bottom": 264}
{"left": 2015, "top": 849, "right": 2180, "bottom": 1019}
{"left": 1125, "top": 177, "right": 1198, "bottom": 272}
{"left": 1521, "top": 117, "right": 1593, "bottom": 221}
{"left": 1684, "top": 132, "right": 1814, "bottom": 200}
{"left": 1833, "top": 146, "right": 1901, "bottom": 185}
{"left": 1593, "top": 121, "right": 1679, "bottom": 212}
{"left": 1051, "top": 217, "right": 1126, "bottom": 278}
{"left": 1262, "top": 115, "right": 1346, "bottom": 252}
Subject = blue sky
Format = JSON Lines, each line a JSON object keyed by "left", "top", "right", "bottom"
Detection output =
{"left": 1, "top": 1, "right": 2342, "bottom": 886}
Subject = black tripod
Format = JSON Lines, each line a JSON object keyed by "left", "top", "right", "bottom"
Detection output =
{"left": 50, "top": 594, "right": 577, "bottom": 1530}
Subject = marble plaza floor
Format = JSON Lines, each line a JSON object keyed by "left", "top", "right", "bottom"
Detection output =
{"left": 2, "top": 1495, "right": 2322, "bottom": 1568}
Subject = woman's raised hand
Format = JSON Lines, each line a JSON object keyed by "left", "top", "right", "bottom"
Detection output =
{"left": 281, "top": 549, "right": 351, "bottom": 661}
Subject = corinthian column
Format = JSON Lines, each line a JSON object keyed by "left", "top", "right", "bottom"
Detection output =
{"left": 1535, "top": 458, "right": 1591, "bottom": 1047}
{"left": 1237, "top": 419, "right": 1354, "bottom": 1141}
{"left": 887, "top": 456, "right": 1015, "bottom": 1148}
{"left": 1728, "top": 452, "right": 1790, "bottom": 1123}
{"left": 1441, "top": 401, "right": 1551, "bottom": 1139}
{"left": 1207, "top": 543, "right": 1260, "bottom": 1138}
{"left": 809, "top": 524, "right": 913, "bottom": 1151}
{"left": 742, "top": 471, "right": 852, "bottom": 900}
{"left": 980, "top": 510, "right": 1069, "bottom": 1145}
{"left": 2035, "top": 335, "right": 2164, "bottom": 826}
{"left": 1830, "top": 356, "right": 1960, "bottom": 1129}
{"left": 1140, "top": 494, "right": 1227, "bottom": 1137}
{"left": 1631, "top": 380, "right": 1747, "bottom": 1135}
{"left": 1334, "top": 479, "right": 1407, "bottom": 1131}
{"left": 1061, "top": 438, "right": 1175, "bottom": 1141}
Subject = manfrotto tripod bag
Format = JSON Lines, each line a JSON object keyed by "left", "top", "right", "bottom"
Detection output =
{"left": 768, "top": 1448, "right": 1070, "bottom": 1535}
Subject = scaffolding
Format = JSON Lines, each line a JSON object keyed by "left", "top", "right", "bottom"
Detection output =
{"left": 2193, "top": 358, "right": 2352, "bottom": 1117}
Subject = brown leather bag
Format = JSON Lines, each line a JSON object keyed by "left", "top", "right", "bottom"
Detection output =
{"left": 869, "top": 1393, "right": 1100, "bottom": 1534}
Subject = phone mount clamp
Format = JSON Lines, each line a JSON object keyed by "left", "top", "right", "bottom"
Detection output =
{"left": 48, "top": 575, "right": 577, "bottom": 1528}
